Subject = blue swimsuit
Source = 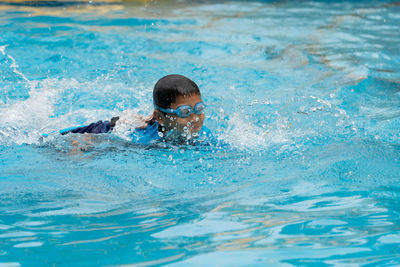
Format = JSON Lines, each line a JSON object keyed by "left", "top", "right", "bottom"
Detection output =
{"left": 55, "top": 119, "right": 219, "bottom": 146}
{"left": 59, "top": 120, "right": 112, "bottom": 135}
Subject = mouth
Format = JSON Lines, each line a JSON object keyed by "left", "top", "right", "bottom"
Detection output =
{"left": 183, "top": 120, "right": 203, "bottom": 134}
{"left": 190, "top": 124, "right": 202, "bottom": 132}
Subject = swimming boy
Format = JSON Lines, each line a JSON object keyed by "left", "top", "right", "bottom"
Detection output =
{"left": 56, "top": 74, "right": 217, "bottom": 146}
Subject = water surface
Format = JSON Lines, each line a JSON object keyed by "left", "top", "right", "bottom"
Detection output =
{"left": 0, "top": 0, "right": 400, "bottom": 266}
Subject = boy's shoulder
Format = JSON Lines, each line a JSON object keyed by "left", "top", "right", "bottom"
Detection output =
{"left": 129, "top": 123, "right": 221, "bottom": 147}
{"left": 129, "top": 122, "right": 161, "bottom": 145}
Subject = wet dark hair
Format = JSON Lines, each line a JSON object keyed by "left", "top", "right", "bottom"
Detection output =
{"left": 153, "top": 74, "right": 200, "bottom": 109}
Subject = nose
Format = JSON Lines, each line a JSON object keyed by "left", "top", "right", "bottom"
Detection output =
{"left": 188, "top": 113, "right": 201, "bottom": 122}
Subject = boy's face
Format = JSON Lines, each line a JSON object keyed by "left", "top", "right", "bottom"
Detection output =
{"left": 156, "top": 94, "right": 205, "bottom": 136}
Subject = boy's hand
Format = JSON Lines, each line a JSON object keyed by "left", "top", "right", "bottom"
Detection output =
{"left": 69, "top": 135, "right": 95, "bottom": 154}
{"left": 119, "top": 113, "right": 149, "bottom": 129}
{"left": 112, "top": 109, "right": 152, "bottom": 138}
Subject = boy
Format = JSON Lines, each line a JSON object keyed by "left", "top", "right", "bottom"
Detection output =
{"left": 56, "top": 74, "right": 217, "bottom": 146}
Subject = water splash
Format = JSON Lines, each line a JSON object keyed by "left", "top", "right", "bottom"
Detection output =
{"left": 0, "top": 45, "right": 30, "bottom": 83}
{"left": 220, "top": 112, "right": 290, "bottom": 151}
{"left": 0, "top": 77, "right": 133, "bottom": 146}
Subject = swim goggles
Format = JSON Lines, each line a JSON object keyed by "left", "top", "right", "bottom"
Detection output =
{"left": 155, "top": 102, "right": 206, "bottom": 118}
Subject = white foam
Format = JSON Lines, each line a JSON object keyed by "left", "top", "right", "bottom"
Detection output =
{"left": 220, "top": 112, "right": 290, "bottom": 150}
{"left": 14, "top": 242, "right": 43, "bottom": 248}
{"left": 0, "top": 73, "right": 154, "bottom": 146}
{"left": 0, "top": 45, "right": 7, "bottom": 55}
{"left": 113, "top": 108, "right": 151, "bottom": 141}
{"left": 0, "top": 263, "right": 21, "bottom": 267}
{"left": 0, "top": 79, "right": 77, "bottom": 145}
{"left": 0, "top": 45, "right": 29, "bottom": 82}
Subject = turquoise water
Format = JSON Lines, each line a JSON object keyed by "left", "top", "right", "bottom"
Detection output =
{"left": 1, "top": 0, "right": 400, "bottom": 265}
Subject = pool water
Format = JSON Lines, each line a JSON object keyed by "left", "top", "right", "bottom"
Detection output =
{"left": 1, "top": 0, "right": 400, "bottom": 265}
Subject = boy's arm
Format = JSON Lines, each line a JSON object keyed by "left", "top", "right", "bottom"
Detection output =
{"left": 60, "top": 120, "right": 112, "bottom": 135}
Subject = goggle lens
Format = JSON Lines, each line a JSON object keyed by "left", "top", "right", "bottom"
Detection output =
{"left": 179, "top": 107, "right": 192, "bottom": 117}
{"left": 194, "top": 103, "right": 205, "bottom": 114}
{"left": 156, "top": 102, "right": 206, "bottom": 118}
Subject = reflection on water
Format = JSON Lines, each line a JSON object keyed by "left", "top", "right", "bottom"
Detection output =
{"left": 2, "top": 185, "right": 396, "bottom": 265}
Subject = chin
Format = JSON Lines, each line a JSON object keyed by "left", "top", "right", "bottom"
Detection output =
{"left": 190, "top": 125, "right": 202, "bottom": 133}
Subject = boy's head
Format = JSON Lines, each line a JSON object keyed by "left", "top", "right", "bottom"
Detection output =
{"left": 153, "top": 74, "right": 200, "bottom": 108}
{"left": 153, "top": 74, "right": 205, "bottom": 136}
